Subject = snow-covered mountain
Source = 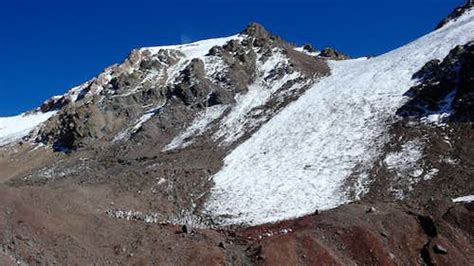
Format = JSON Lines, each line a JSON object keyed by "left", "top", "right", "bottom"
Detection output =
{"left": 1, "top": 3, "right": 474, "bottom": 228}
{"left": 1, "top": 1, "right": 474, "bottom": 264}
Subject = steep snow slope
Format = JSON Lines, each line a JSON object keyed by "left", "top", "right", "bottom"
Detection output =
{"left": 0, "top": 111, "right": 57, "bottom": 146}
{"left": 204, "top": 9, "right": 474, "bottom": 225}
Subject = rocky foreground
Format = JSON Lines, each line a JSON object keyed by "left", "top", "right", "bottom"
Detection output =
{"left": 0, "top": 164, "right": 472, "bottom": 265}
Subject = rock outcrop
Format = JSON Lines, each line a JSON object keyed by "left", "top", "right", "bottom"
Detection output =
{"left": 397, "top": 41, "right": 474, "bottom": 122}
{"left": 436, "top": 0, "right": 474, "bottom": 29}
{"left": 319, "top": 47, "right": 350, "bottom": 60}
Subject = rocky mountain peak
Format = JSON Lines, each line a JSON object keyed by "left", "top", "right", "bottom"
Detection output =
{"left": 436, "top": 0, "right": 474, "bottom": 29}
{"left": 319, "top": 47, "right": 350, "bottom": 60}
{"left": 241, "top": 22, "right": 270, "bottom": 38}
{"left": 31, "top": 23, "right": 329, "bottom": 152}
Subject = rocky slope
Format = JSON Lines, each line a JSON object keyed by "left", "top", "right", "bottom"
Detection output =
{"left": 0, "top": 1, "right": 474, "bottom": 265}
{"left": 35, "top": 23, "right": 328, "bottom": 152}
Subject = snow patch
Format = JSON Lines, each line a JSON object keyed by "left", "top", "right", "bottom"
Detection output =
{"left": 353, "top": 172, "right": 372, "bottom": 200}
{"left": 0, "top": 111, "right": 57, "bottom": 146}
{"left": 142, "top": 35, "right": 240, "bottom": 59}
{"left": 294, "top": 46, "right": 320, "bottom": 56}
{"left": 163, "top": 104, "right": 228, "bottom": 151}
{"left": 204, "top": 9, "right": 474, "bottom": 225}
{"left": 452, "top": 195, "right": 474, "bottom": 203}
{"left": 384, "top": 140, "right": 426, "bottom": 199}
{"left": 114, "top": 103, "right": 165, "bottom": 141}
{"left": 423, "top": 168, "right": 439, "bottom": 181}
{"left": 384, "top": 140, "right": 424, "bottom": 177}
{"left": 106, "top": 209, "right": 160, "bottom": 224}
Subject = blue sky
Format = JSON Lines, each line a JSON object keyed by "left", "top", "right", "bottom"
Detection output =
{"left": 0, "top": 0, "right": 462, "bottom": 116}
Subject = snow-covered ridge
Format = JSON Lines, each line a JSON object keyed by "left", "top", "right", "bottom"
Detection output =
{"left": 0, "top": 111, "right": 57, "bottom": 147}
{"left": 141, "top": 35, "right": 240, "bottom": 59}
{"left": 204, "top": 8, "right": 474, "bottom": 225}
{"left": 43, "top": 35, "right": 242, "bottom": 108}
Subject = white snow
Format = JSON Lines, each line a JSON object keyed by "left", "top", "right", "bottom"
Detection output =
{"left": 165, "top": 47, "right": 307, "bottom": 148}
{"left": 204, "top": 9, "right": 474, "bottom": 225}
{"left": 423, "top": 168, "right": 439, "bottom": 181}
{"left": 0, "top": 111, "right": 56, "bottom": 146}
{"left": 106, "top": 209, "right": 160, "bottom": 224}
{"left": 452, "top": 195, "right": 474, "bottom": 203}
{"left": 384, "top": 140, "right": 424, "bottom": 178}
{"left": 163, "top": 104, "right": 229, "bottom": 151}
{"left": 143, "top": 35, "right": 240, "bottom": 59}
{"left": 47, "top": 35, "right": 239, "bottom": 105}
{"left": 114, "top": 103, "right": 165, "bottom": 141}
{"left": 144, "top": 35, "right": 242, "bottom": 86}
{"left": 62, "top": 68, "right": 114, "bottom": 103}
{"left": 213, "top": 49, "right": 303, "bottom": 144}
{"left": 294, "top": 46, "right": 320, "bottom": 56}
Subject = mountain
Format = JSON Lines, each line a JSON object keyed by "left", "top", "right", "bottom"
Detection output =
{"left": 0, "top": 2, "right": 473, "bottom": 265}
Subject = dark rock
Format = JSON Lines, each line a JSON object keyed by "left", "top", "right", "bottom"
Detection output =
{"left": 218, "top": 242, "right": 226, "bottom": 249}
{"left": 40, "top": 96, "right": 70, "bottom": 113}
{"left": 182, "top": 224, "right": 192, "bottom": 234}
{"left": 417, "top": 215, "right": 438, "bottom": 238}
{"left": 366, "top": 207, "right": 376, "bottom": 213}
{"left": 397, "top": 41, "right": 474, "bottom": 122}
{"left": 302, "top": 44, "right": 317, "bottom": 53}
{"left": 412, "top": 59, "right": 441, "bottom": 81}
{"left": 242, "top": 22, "right": 270, "bottom": 40}
{"left": 223, "top": 39, "right": 241, "bottom": 53}
{"left": 206, "top": 92, "right": 222, "bottom": 107}
{"left": 436, "top": 0, "right": 474, "bottom": 29}
{"left": 420, "top": 242, "right": 434, "bottom": 265}
{"left": 319, "top": 48, "right": 350, "bottom": 60}
{"left": 208, "top": 46, "right": 223, "bottom": 56}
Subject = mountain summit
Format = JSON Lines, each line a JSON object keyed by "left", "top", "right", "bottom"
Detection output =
{"left": 32, "top": 23, "right": 329, "bottom": 153}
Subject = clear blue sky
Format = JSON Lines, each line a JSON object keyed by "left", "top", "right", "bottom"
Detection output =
{"left": 0, "top": 0, "right": 463, "bottom": 116}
